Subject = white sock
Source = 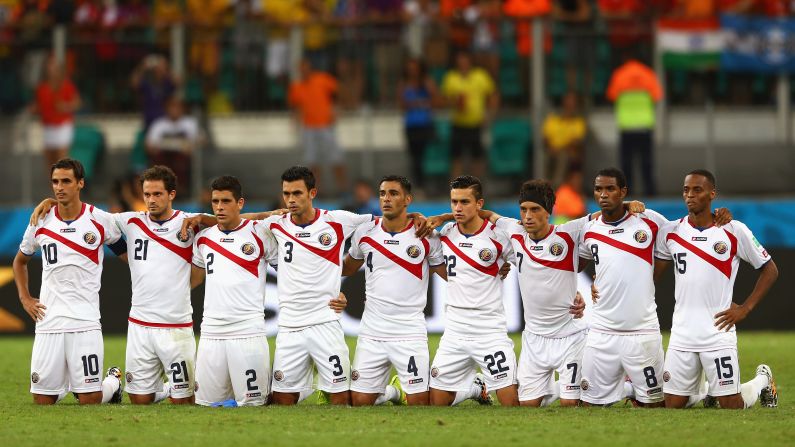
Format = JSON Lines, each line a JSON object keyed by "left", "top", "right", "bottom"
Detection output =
{"left": 623, "top": 381, "right": 635, "bottom": 399}
{"left": 540, "top": 383, "right": 561, "bottom": 407}
{"left": 153, "top": 383, "right": 170, "bottom": 404}
{"left": 56, "top": 390, "right": 68, "bottom": 403}
{"left": 100, "top": 375, "right": 120, "bottom": 404}
{"left": 451, "top": 383, "right": 481, "bottom": 406}
{"left": 297, "top": 389, "right": 313, "bottom": 404}
{"left": 686, "top": 380, "right": 709, "bottom": 408}
{"left": 374, "top": 385, "right": 400, "bottom": 405}
{"left": 740, "top": 374, "right": 769, "bottom": 409}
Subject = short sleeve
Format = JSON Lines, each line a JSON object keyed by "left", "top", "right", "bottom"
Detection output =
{"left": 427, "top": 236, "right": 444, "bottom": 266}
{"left": 256, "top": 225, "right": 279, "bottom": 264}
{"left": 259, "top": 214, "right": 281, "bottom": 227}
{"left": 347, "top": 225, "right": 366, "bottom": 260}
{"left": 495, "top": 229, "right": 515, "bottom": 263}
{"left": 578, "top": 227, "right": 593, "bottom": 260}
{"left": 639, "top": 209, "right": 671, "bottom": 230}
{"left": 732, "top": 222, "right": 772, "bottom": 269}
{"left": 112, "top": 212, "right": 136, "bottom": 237}
{"left": 328, "top": 210, "right": 372, "bottom": 239}
{"left": 558, "top": 214, "right": 591, "bottom": 238}
{"left": 19, "top": 225, "right": 39, "bottom": 256}
{"left": 494, "top": 217, "right": 521, "bottom": 235}
{"left": 655, "top": 223, "right": 673, "bottom": 261}
{"left": 192, "top": 233, "right": 205, "bottom": 268}
{"left": 93, "top": 208, "right": 122, "bottom": 244}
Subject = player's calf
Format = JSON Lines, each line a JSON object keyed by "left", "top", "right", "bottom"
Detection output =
{"left": 32, "top": 394, "right": 59, "bottom": 405}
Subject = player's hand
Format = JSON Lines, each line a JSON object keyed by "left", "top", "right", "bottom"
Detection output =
{"left": 29, "top": 198, "right": 57, "bottom": 225}
{"left": 267, "top": 208, "right": 289, "bottom": 217}
{"left": 590, "top": 275, "right": 599, "bottom": 304}
{"left": 570, "top": 292, "right": 586, "bottom": 318}
{"left": 180, "top": 216, "right": 203, "bottom": 241}
{"left": 21, "top": 296, "right": 46, "bottom": 322}
{"left": 713, "top": 208, "right": 733, "bottom": 227}
{"left": 714, "top": 302, "right": 749, "bottom": 332}
{"left": 498, "top": 262, "right": 511, "bottom": 280}
{"left": 408, "top": 213, "right": 428, "bottom": 237}
{"left": 329, "top": 292, "right": 347, "bottom": 313}
{"left": 416, "top": 214, "right": 444, "bottom": 239}
{"left": 626, "top": 200, "right": 646, "bottom": 214}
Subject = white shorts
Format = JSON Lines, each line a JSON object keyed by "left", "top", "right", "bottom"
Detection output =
{"left": 43, "top": 123, "right": 74, "bottom": 149}
{"left": 271, "top": 321, "right": 350, "bottom": 394}
{"left": 301, "top": 127, "right": 343, "bottom": 165}
{"left": 351, "top": 337, "right": 429, "bottom": 395}
{"left": 581, "top": 331, "right": 664, "bottom": 405}
{"left": 518, "top": 330, "right": 586, "bottom": 402}
{"left": 30, "top": 330, "right": 104, "bottom": 395}
{"left": 430, "top": 333, "right": 517, "bottom": 392}
{"left": 664, "top": 347, "right": 741, "bottom": 397}
{"left": 194, "top": 335, "right": 271, "bottom": 407}
{"left": 125, "top": 323, "right": 197, "bottom": 398}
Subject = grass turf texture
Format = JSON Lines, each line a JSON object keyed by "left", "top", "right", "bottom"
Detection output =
{"left": 0, "top": 332, "right": 792, "bottom": 447}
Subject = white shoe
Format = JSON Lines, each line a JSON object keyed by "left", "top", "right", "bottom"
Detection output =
{"left": 756, "top": 364, "right": 778, "bottom": 408}
{"left": 473, "top": 374, "right": 493, "bottom": 406}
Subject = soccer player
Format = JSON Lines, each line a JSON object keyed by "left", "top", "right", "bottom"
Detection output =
{"left": 655, "top": 170, "right": 778, "bottom": 409}
{"left": 13, "top": 159, "right": 124, "bottom": 405}
{"left": 428, "top": 176, "right": 519, "bottom": 406}
{"left": 190, "top": 176, "right": 278, "bottom": 406}
{"left": 577, "top": 167, "right": 670, "bottom": 407}
{"left": 342, "top": 175, "right": 447, "bottom": 406}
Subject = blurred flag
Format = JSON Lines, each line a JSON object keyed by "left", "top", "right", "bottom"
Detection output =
{"left": 721, "top": 14, "right": 795, "bottom": 73}
{"left": 657, "top": 18, "right": 724, "bottom": 70}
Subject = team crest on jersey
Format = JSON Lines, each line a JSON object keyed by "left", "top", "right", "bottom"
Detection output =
{"left": 240, "top": 243, "right": 256, "bottom": 256}
{"left": 83, "top": 231, "right": 98, "bottom": 244}
{"left": 479, "top": 249, "right": 494, "bottom": 262}
{"left": 318, "top": 233, "right": 333, "bottom": 246}
{"left": 713, "top": 241, "right": 728, "bottom": 255}
{"left": 663, "top": 371, "right": 671, "bottom": 383}
{"left": 126, "top": 372, "right": 134, "bottom": 383}
{"left": 176, "top": 227, "right": 192, "bottom": 243}
{"left": 580, "top": 379, "right": 589, "bottom": 391}
{"left": 351, "top": 370, "right": 360, "bottom": 381}
{"left": 431, "top": 367, "right": 439, "bottom": 378}
{"left": 273, "top": 370, "right": 284, "bottom": 382}
{"left": 406, "top": 245, "right": 421, "bottom": 258}
{"left": 549, "top": 243, "right": 564, "bottom": 256}
{"left": 31, "top": 372, "right": 39, "bottom": 384}
{"left": 633, "top": 230, "right": 648, "bottom": 243}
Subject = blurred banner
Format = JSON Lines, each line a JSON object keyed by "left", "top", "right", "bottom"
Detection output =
{"left": 658, "top": 18, "right": 723, "bottom": 71}
{"left": 721, "top": 14, "right": 795, "bottom": 73}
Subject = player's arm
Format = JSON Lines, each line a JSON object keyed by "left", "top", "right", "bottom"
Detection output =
{"left": 29, "top": 197, "right": 57, "bottom": 225}
{"left": 430, "top": 263, "right": 447, "bottom": 281}
{"left": 653, "top": 258, "right": 671, "bottom": 283}
{"left": 570, "top": 292, "right": 586, "bottom": 318}
{"left": 341, "top": 254, "right": 364, "bottom": 277}
{"left": 180, "top": 214, "right": 217, "bottom": 239}
{"left": 12, "top": 251, "right": 46, "bottom": 321}
{"left": 329, "top": 292, "right": 347, "bottom": 313}
{"left": 190, "top": 264, "right": 206, "bottom": 289}
{"left": 241, "top": 209, "right": 289, "bottom": 220}
{"left": 714, "top": 259, "right": 778, "bottom": 332}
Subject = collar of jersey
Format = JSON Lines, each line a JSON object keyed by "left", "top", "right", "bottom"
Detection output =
{"left": 457, "top": 218, "right": 488, "bottom": 238}
{"left": 54, "top": 202, "right": 86, "bottom": 224}
{"left": 380, "top": 218, "right": 414, "bottom": 236}
{"left": 686, "top": 216, "right": 715, "bottom": 232}
{"left": 149, "top": 210, "right": 181, "bottom": 225}
{"left": 291, "top": 208, "right": 321, "bottom": 228}
{"left": 217, "top": 219, "right": 249, "bottom": 234}
{"left": 528, "top": 225, "right": 555, "bottom": 244}
{"left": 601, "top": 211, "right": 631, "bottom": 227}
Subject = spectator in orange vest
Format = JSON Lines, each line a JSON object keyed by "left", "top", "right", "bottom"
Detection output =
{"left": 552, "top": 164, "right": 586, "bottom": 222}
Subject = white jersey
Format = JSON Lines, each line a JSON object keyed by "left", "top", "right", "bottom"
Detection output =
{"left": 348, "top": 218, "right": 444, "bottom": 340}
{"left": 263, "top": 209, "right": 372, "bottom": 329}
{"left": 192, "top": 220, "right": 277, "bottom": 338}
{"left": 657, "top": 218, "right": 772, "bottom": 351}
{"left": 437, "top": 219, "right": 514, "bottom": 337}
{"left": 579, "top": 211, "right": 669, "bottom": 333}
{"left": 113, "top": 210, "right": 196, "bottom": 327}
{"left": 496, "top": 216, "right": 589, "bottom": 338}
{"left": 19, "top": 203, "right": 121, "bottom": 333}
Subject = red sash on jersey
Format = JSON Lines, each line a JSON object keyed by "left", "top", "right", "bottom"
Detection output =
{"left": 35, "top": 216, "right": 105, "bottom": 265}
{"left": 584, "top": 217, "right": 658, "bottom": 265}
{"left": 269, "top": 219, "right": 344, "bottom": 265}
{"left": 128, "top": 217, "right": 193, "bottom": 263}
{"left": 666, "top": 229, "right": 737, "bottom": 278}
{"left": 440, "top": 236, "right": 501, "bottom": 277}
{"left": 196, "top": 232, "right": 263, "bottom": 277}
{"left": 359, "top": 236, "right": 429, "bottom": 279}
{"left": 511, "top": 231, "right": 575, "bottom": 272}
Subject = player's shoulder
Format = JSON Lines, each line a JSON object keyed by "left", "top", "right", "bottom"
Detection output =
{"left": 495, "top": 216, "right": 523, "bottom": 235}
{"left": 195, "top": 225, "right": 214, "bottom": 239}
{"left": 353, "top": 217, "right": 379, "bottom": 237}
{"left": 84, "top": 203, "right": 114, "bottom": 224}
{"left": 439, "top": 222, "right": 456, "bottom": 237}
{"left": 721, "top": 219, "right": 751, "bottom": 237}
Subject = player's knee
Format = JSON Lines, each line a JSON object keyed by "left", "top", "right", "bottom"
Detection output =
{"left": 519, "top": 399, "right": 542, "bottom": 407}
{"left": 664, "top": 394, "right": 688, "bottom": 409}
{"left": 76, "top": 392, "right": 103, "bottom": 405}
{"left": 429, "top": 389, "right": 454, "bottom": 406}
{"left": 270, "top": 391, "right": 299, "bottom": 405}
{"left": 350, "top": 392, "right": 376, "bottom": 407}
{"left": 329, "top": 391, "right": 351, "bottom": 406}
{"left": 559, "top": 399, "right": 580, "bottom": 407}
{"left": 32, "top": 394, "right": 57, "bottom": 405}
{"left": 717, "top": 394, "right": 744, "bottom": 410}
{"left": 128, "top": 393, "right": 155, "bottom": 405}
{"left": 406, "top": 392, "right": 430, "bottom": 406}
{"left": 170, "top": 396, "right": 194, "bottom": 405}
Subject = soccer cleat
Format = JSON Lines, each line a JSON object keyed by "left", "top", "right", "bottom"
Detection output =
{"left": 756, "top": 364, "right": 778, "bottom": 408}
{"left": 703, "top": 395, "right": 719, "bottom": 408}
{"left": 315, "top": 389, "right": 330, "bottom": 405}
{"left": 106, "top": 366, "right": 123, "bottom": 404}
{"left": 473, "top": 374, "right": 493, "bottom": 406}
{"left": 389, "top": 375, "right": 407, "bottom": 405}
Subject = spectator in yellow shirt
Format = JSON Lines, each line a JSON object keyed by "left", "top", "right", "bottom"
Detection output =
{"left": 542, "top": 91, "right": 585, "bottom": 187}
{"left": 441, "top": 51, "right": 499, "bottom": 179}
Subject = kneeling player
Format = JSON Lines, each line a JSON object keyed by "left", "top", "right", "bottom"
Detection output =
{"left": 655, "top": 170, "right": 778, "bottom": 409}
{"left": 343, "top": 176, "right": 447, "bottom": 406}
{"left": 191, "top": 176, "right": 277, "bottom": 406}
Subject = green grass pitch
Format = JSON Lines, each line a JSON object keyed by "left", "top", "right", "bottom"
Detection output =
{"left": 0, "top": 332, "right": 792, "bottom": 447}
